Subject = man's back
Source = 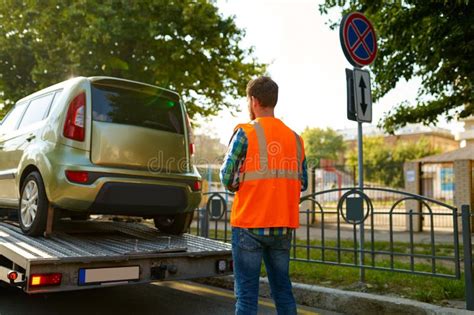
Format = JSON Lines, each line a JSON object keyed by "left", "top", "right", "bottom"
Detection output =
{"left": 229, "top": 117, "right": 304, "bottom": 228}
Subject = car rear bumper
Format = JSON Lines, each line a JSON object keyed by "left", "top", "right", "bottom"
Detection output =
{"left": 88, "top": 182, "right": 188, "bottom": 215}
{"left": 48, "top": 168, "right": 201, "bottom": 216}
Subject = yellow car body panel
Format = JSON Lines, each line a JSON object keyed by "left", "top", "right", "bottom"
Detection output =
{"left": 0, "top": 76, "right": 201, "bottom": 218}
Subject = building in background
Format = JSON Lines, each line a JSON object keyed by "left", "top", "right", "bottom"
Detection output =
{"left": 404, "top": 117, "right": 474, "bottom": 230}
{"left": 458, "top": 116, "right": 474, "bottom": 147}
{"left": 340, "top": 124, "right": 459, "bottom": 153}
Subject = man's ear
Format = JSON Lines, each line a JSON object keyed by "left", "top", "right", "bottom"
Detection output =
{"left": 251, "top": 96, "right": 260, "bottom": 109}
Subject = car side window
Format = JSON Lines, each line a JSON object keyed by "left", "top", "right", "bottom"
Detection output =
{"left": 45, "top": 90, "right": 63, "bottom": 117}
{"left": 18, "top": 93, "right": 55, "bottom": 130}
{"left": 0, "top": 102, "right": 28, "bottom": 134}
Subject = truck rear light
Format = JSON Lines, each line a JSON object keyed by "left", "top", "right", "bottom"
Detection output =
{"left": 63, "top": 92, "right": 86, "bottom": 141}
{"left": 7, "top": 271, "right": 18, "bottom": 282}
{"left": 65, "top": 170, "right": 89, "bottom": 184}
{"left": 30, "top": 273, "right": 62, "bottom": 287}
{"left": 189, "top": 143, "right": 195, "bottom": 155}
{"left": 191, "top": 180, "right": 202, "bottom": 191}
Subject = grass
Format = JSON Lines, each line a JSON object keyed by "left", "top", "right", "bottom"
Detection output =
{"left": 286, "top": 239, "right": 464, "bottom": 305}
{"left": 285, "top": 261, "right": 464, "bottom": 304}
{"left": 191, "top": 227, "right": 466, "bottom": 305}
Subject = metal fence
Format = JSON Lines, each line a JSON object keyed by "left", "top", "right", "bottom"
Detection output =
{"left": 199, "top": 162, "right": 455, "bottom": 231}
{"left": 190, "top": 188, "right": 474, "bottom": 311}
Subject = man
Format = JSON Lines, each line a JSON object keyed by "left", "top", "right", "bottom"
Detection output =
{"left": 220, "top": 76, "right": 308, "bottom": 315}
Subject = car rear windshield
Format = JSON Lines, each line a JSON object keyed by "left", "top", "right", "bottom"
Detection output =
{"left": 91, "top": 81, "right": 184, "bottom": 134}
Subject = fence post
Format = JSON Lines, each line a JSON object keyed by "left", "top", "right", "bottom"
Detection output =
{"left": 199, "top": 207, "right": 209, "bottom": 238}
{"left": 311, "top": 167, "right": 316, "bottom": 224}
{"left": 404, "top": 162, "right": 422, "bottom": 232}
{"left": 462, "top": 204, "right": 473, "bottom": 311}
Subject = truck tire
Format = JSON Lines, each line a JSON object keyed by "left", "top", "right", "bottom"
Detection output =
{"left": 153, "top": 211, "right": 194, "bottom": 235}
{"left": 18, "top": 172, "right": 49, "bottom": 236}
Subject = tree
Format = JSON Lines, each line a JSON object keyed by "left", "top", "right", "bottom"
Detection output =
{"left": 345, "top": 136, "right": 439, "bottom": 188}
{"left": 193, "top": 133, "right": 227, "bottom": 165}
{"left": 0, "top": 0, "right": 265, "bottom": 119}
{"left": 319, "top": 1, "right": 473, "bottom": 133}
{"left": 301, "top": 127, "right": 345, "bottom": 167}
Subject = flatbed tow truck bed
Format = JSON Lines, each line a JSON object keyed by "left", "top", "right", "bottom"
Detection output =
{"left": 0, "top": 220, "right": 232, "bottom": 294}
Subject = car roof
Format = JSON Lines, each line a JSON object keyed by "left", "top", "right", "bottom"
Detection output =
{"left": 16, "top": 77, "right": 86, "bottom": 104}
{"left": 88, "top": 76, "right": 180, "bottom": 99}
{"left": 15, "top": 76, "right": 180, "bottom": 104}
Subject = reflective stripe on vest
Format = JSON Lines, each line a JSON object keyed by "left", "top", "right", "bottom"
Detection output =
{"left": 252, "top": 121, "right": 269, "bottom": 171}
{"left": 240, "top": 121, "right": 303, "bottom": 182}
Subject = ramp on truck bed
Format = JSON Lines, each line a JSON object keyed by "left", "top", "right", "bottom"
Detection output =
{"left": 0, "top": 220, "right": 232, "bottom": 294}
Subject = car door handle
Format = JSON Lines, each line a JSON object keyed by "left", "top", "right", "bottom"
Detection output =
{"left": 26, "top": 134, "right": 36, "bottom": 142}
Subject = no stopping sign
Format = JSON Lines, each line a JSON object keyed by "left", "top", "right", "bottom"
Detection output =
{"left": 339, "top": 12, "right": 377, "bottom": 67}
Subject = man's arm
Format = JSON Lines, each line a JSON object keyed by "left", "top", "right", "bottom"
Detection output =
{"left": 220, "top": 128, "right": 248, "bottom": 192}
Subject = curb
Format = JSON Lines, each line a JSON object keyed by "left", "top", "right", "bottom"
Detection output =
{"left": 195, "top": 276, "right": 470, "bottom": 315}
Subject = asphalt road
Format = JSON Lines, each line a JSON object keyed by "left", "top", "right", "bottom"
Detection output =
{"left": 0, "top": 281, "right": 340, "bottom": 315}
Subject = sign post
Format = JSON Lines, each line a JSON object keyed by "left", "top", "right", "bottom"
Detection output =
{"left": 340, "top": 11, "right": 377, "bottom": 283}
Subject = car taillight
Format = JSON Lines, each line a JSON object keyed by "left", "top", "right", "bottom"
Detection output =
{"left": 63, "top": 92, "right": 86, "bottom": 141}
{"left": 185, "top": 113, "right": 194, "bottom": 156}
{"left": 192, "top": 180, "right": 202, "bottom": 191}
{"left": 30, "top": 273, "right": 62, "bottom": 287}
{"left": 65, "top": 170, "right": 89, "bottom": 184}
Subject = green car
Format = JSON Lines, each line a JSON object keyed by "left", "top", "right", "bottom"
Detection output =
{"left": 0, "top": 77, "right": 202, "bottom": 236}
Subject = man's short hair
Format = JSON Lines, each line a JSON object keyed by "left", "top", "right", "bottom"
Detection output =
{"left": 246, "top": 76, "right": 278, "bottom": 108}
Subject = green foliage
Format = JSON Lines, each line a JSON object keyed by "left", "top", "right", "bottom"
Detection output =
{"left": 346, "top": 136, "right": 439, "bottom": 187}
{"left": 301, "top": 127, "right": 345, "bottom": 167}
{"left": 319, "top": 1, "right": 473, "bottom": 133}
{"left": 0, "top": 0, "right": 265, "bottom": 118}
{"left": 194, "top": 133, "right": 227, "bottom": 164}
{"left": 0, "top": 106, "right": 6, "bottom": 121}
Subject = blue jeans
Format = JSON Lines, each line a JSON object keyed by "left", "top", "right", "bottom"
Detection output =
{"left": 232, "top": 227, "right": 297, "bottom": 315}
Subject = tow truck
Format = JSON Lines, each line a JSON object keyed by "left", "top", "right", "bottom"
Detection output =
{"left": 0, "top": 216, "right": 232, "bottom": 294}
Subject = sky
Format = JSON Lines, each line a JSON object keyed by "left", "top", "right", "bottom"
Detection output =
{"left": 196, "top": 0, "right": 462, "bottom": 144}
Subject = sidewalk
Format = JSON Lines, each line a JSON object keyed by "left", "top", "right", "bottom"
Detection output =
{"left": 192, "top": 220, "right": 460, "bottom": 244}
{"left": 295, "top": 223, "right": 459, "bottom": 244}
{"left": 196, "top": 276, "right": 470, "bottom": 315}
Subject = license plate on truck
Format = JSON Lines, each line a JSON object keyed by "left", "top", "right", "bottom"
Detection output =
{"left": 78, "top": 266, "right": 140, "bottom": 285}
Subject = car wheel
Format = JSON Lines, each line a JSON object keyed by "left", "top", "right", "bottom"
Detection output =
{"left": 18, "top": 172, "right": 49, "bottom": 236}
{"left": 153, "top": 211, "right": 194, "bottom": 235}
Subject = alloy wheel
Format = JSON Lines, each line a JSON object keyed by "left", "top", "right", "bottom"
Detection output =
{"left": 20, "top": 180, "right": 39, "bottom": 228}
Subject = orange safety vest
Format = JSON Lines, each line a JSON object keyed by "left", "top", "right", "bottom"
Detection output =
{"left": 230, "top": 117, "right": 304, "bottom": 228}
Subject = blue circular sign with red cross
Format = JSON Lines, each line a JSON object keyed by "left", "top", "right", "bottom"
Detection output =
{"left": 339, "top": 12, "right": 377, "bottom": 67}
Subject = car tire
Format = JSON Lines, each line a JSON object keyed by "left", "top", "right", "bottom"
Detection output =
{"left": 153, "top": 211, "right": 194, "bottom": 235}
{"left": 18, "top": 172, "right": 49, "bottom": 236}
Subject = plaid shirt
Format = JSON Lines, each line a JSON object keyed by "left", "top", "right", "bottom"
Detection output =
{"left": 220, "top": 127, "right": 308, "bottom": 236}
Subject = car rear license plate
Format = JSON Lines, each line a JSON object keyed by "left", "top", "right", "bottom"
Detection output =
{"left": 78, "top": 266, "right": 140, "bottom": 285}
